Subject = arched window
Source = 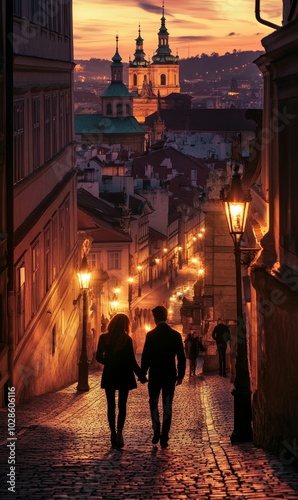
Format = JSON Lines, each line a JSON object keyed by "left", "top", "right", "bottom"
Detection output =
{"left": 126, "top": 103, "right": 130, "bottom": 115}
{"left": 133, "top": 74, "right": 137, "bottom": 86}
{"left": 106, "top": 103, "right": 112, "bottom": 115}
{"left": 116, "top": 103, "right": 122, "bottom": 115}
{"left": 161, "top": 74, "right": 166, "bottom": 85}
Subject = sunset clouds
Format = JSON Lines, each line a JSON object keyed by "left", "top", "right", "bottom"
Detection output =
{"left": 73, "top": 0, "right": 282, "bottom": 61}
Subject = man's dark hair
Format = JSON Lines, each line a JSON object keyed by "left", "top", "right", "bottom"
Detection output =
{"left": 152, "top": 306, "right": 167, "bottom": 322}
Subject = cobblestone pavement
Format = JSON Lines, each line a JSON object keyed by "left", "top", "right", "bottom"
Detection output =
{"left": 1, "top": 363, "right": 298, "bottom": 500}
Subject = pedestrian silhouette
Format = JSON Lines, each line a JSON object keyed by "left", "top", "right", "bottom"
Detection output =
{"left": 141, "top": 306, "right": 186, "bottom": 448}
{"left": 184, "top": 332, "right": 206, "bottom": 378}
{"left": 212, "top": 318, "right": 231, "bottom": 377}
{"left": 96, "top": 313, "right": 147, "bottom": 448}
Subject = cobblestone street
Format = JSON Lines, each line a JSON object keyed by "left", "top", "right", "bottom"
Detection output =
{"left": 1, "top": 363, "right": 298, "bottom": 499}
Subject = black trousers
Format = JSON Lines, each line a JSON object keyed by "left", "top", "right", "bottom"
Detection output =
{"left": 217, "top": 344, "right": 227, "bottom": 375}
{"left": 148, "top": 379, "right": 176, "bottom": 439}
{"left": 105, "top": 388, "right": 129, "bottom": 433}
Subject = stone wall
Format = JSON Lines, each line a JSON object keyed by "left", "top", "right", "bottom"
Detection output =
{"left": 251, "top": 266, "right": 298, "bottom": 467}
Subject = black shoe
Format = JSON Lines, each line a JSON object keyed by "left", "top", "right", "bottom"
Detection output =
{"left": 152, "top": 430, "right": 160, "bottom": 445}
{"left": 160, "top": 435, "right": 168, "bottom": 448}
{"left": 116, "top": 430, "right": 124, "bottom": 448}
{"left": 111, "top": 432, "right": 117, "bottom": 448}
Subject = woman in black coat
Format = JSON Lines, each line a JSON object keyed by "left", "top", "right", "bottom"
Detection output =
{"left": 96, "top": 313, "right": 146, "bottom": 448}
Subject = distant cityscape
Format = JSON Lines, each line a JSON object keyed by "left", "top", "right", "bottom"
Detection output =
{"left": 74, "top": 50, "right": 264, "bottom": 113}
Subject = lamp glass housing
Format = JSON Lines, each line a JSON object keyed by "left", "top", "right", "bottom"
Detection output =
{"left": 77, "top": 255, "right": 91, "bottom": 290}
{"left": 224, "top": 200, "right": 249, "bottom": 242}
{"left": 223, "top": 166, "right": 251, "bottom": 243}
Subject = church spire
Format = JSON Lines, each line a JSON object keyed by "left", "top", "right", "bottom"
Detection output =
{"left": 152, "top": 1, "right": 178, "bottom": 65}
{"left": 111, "top": 35, "right": 123, "bottom": 82}
{"left": 129, "top": 24, "right": 149, "bottom": 68}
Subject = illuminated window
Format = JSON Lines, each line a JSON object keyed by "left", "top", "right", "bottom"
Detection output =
{"left": 32, "top": 241, "right": 40, "bottom": 314}
{"left": 32, "top": 98, "right": 40, "bottom": 170}
{"left": 17, "top": 264, "right": 25, "bottom": 342}
{"left": 13, "top": 100, "right": 24, "bottom": 183}
{"left": 108, "top": 252, "right": 121, "bottom": 270}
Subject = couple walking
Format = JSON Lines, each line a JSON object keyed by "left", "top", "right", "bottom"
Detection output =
{"left": 96, "top": 306, "right": 186, "bottom": 449}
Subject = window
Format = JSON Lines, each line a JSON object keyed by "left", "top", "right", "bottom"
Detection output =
{"left": 59, "top": 92, "right": 65, "bottom": 149}
{"left": 108, "top": 252, "right": 121, "bottom": 270}
{"left": 65, "top": 91, "right": 71, "bottom": 143}
{"left": 44, "top": 225, "right": 51, "bottom": 292}
{"left": 44, "top": 94, "right": 51, "bottom": 162}
{"left": 126, "top": 103, "right": 130, "bottom": 115}
{"left": 16, "top": 264, "right": 25, "bottom": 342}
{"left": 13, "top": 100, "right": 24, "bottom": 183}
{"left": 106, "top": 103, "right": 112, "bottom": 115}
{"left": 133, "top": 74, "right": 137, "bottom": 86}
{"left": 65, "top": 197, "right": 70, "bottom": 255}
{"left": 52, "top": 213, "right": 58, "bottom": 279}
{"left": 59, "top": 204, "right": 65, "bottom": 268}
{"left": 32, "top": 242, "right": 40, "bottom": 314}
{"left": 116, "top": 103, "right": 122, "bottom": 116}
{"left": 13, "top": 0, "right": 21, "bottom": 16}
{"left": 88, "top": 252, "right": 102, "bottom": 271}
{"left": 30, "top": 0, "right": 47, "bottom": 26}
{"left": 88, "top": 253, "right": 97, "bottom": 270}
{"left": 52, "top": 94, "right": 57, "bottom": 156}
{"left": 161, "top": 74, "right": 166, "bottom": 85}
{"left": 52, "top": 325, "right": 56, "bottom": 356}
{"left": 32, "top": 98, "right": 40, "bottom": 169}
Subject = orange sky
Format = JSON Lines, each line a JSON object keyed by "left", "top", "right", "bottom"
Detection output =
{"left": 73, "top": 1, "right": 282, "bottom": 62}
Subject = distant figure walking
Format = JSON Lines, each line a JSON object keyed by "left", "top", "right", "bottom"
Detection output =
{"left": 141, "top": 306, "right": 186, "bottom": 448}
{"left": 96, "top": 313, "right": 147, "bottom": 448}
{"left": 184, "top": 332, "right": 206, "bottom": 377}
{"left": 212, "top": 319, "right": 231, "bottom": 377}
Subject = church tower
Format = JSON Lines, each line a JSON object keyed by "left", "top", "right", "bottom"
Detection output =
{"left": 128, "top": 25, "right": 150, "bottom": 94}
{"left": 127, "top": 2, "right": 180, "bottom": 123}
{"left": 150, "top": 1, "right": 180, "bottom": 97}
{"left": 102, "top": 36, "right": 133, "bottom": 118}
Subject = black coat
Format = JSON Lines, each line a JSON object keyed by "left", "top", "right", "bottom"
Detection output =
{"left": 96, "top": 333, "right": 144, "bottom": 390}
{"left": 141, "top": 323, "right": 186, "bottom": 382}
{"left": 212, "top": 323, "right": 231, "bottom": 345}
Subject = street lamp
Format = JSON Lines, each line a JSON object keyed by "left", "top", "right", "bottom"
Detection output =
{"left": 223, "top": 165, "right": 252, "bottom": 443}
{"left": 127, "top": 277, "right": 134, "bottom": 311}
{"left": 154, "top": 258, "right": 160, "bottom": 281}
{"left": 178, "top": 246, "right": 183, "bottom": 269}
{"left": 137, "top": 265, "right": 142, "bottom": 297}
{"left": 109, "top": 300, "right": 119, "bottom": 317}
{"left": 77, "top": 253, "right": 91, "bottom": 392}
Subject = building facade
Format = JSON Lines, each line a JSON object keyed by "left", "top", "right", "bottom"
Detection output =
{"left": 5, "top": 1, "right": 79, "bottom": 403}
{"left": 249, "top": 2, "right": 298, "bottom": 463}
{"left": 0, "top": 0, "right": 9, "bottom": 406}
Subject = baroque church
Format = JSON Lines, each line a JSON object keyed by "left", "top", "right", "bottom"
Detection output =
{"left": 75, "top": 2, "right": 181, "bottom": 151}
{"left": 128, "top": 2, "right": 181, "bottom": 122}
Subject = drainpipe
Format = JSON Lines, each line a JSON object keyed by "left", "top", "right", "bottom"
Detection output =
{"left": 255, "top": 0, "right": 280, "bottom": 29}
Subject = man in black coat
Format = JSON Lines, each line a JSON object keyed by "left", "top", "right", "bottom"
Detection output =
{"left": 141, "top": 306, "right": 186, "bottom": 448}
{"left": 212, "top": 318, "right": 231, "bottom": 377}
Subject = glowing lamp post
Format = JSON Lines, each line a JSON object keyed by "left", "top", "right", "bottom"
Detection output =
{"left": 154, "top": 258, "right": 160, "bottom": 281}
{"left": 223, "top": 165, "right": 252, "bottom": 443}
{"left": 137, "top": 265, "right": 143, "bottom": 297}
{"left": 77, "top": 253, "right": 91, "bottom": 392}
{"left": 128, "top": 277, "right": 134, "bottom": 311}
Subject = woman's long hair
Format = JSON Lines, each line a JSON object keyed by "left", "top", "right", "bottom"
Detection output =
{"left": 107, "top": 313, "right": 130, "bottom": 352}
